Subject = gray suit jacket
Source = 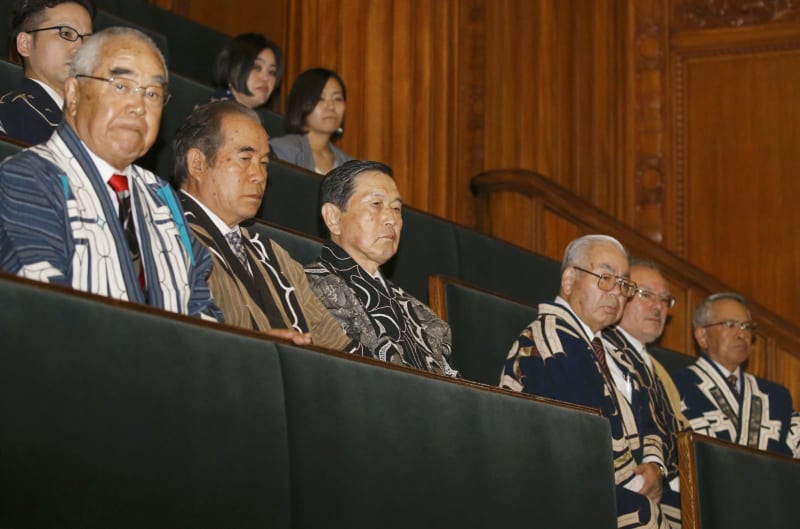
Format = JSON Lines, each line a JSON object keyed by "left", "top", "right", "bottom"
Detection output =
{"left": 270, "top": 133, "right": 351, "bottom": 173}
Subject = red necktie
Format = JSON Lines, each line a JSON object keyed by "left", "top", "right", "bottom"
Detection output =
{"left": 591, "top": 337, "right": 610, "bottom": 376}
{"left": 108, "top": 174, "right": 145, "bottom": 291}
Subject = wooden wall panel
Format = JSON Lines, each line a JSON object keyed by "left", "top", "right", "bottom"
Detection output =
{"left": 671, "top": 22, "right": 800, "bottom": 331}
{"left": 281, "top": 0, "right": 469, "bottom": 220}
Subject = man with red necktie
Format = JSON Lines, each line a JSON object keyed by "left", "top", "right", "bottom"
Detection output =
{"left": 0, "top": 27, "right": 220, "bottom": 321}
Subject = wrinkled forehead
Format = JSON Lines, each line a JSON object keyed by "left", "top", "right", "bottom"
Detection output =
{"left": 351, "top": 171, "right": 402, "bottom": 201}
{"left": 219, "top": 113, "right": 270, "bottom": 153}
{"left": 630, "top": 266, "right": 668, "bottom": 292}
{"left": 586, "top": 242, "right": 628, "bottom": 275}
{"left": 710, "top": 298, "right": 750, "bottom": 321}
{"left": 94, "top": 38, "right": 167, "bottom": 84}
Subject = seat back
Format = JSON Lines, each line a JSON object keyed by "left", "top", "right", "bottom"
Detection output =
{"left": 94, "top": 9, "right": 169, "bottom": 62}
{"left": 258, "top": 108, "right": 288, "bottom": 139}
{"left": 429, "top": 275, "right": 539, "bottom": 385}
{"left": 650, "top": 343, "right": 695, "bottom": 373}
{"left": 0, "top": 59, "right": 23, "bottom": 96}
{"left": 137, "top": 72, "right": 214, "bottom": 179}
{"left": 454, "top": 225, "right": 561, "bottom": 305}
{"left": 94, "top": 0, "right": 229, "bottom": 82}
{"left": 258, "top": 160, "right": 326, "bottom": 237}
{"left": 278, "top": 344, "right": 618, "bottom": 529}
{"left": 0, "top": 274, "right": 292, "bottom": 529}
{"left": 243, "top": 218, "right": 324, "bottom": 266}
{"left": 0, "top": 134, "right": 25, "bottom": 162}
{"left": 679, "top": 431, "right": 800, "bottom": 529}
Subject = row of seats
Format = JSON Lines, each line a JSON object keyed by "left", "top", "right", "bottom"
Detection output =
{"left": 0, "top": 129, "right": 689, "bottom": 385}
{"left": 678, "top": 431, "right": 800, "bottom": 528}
{"left": 0, "top": 271, "right": 620, "bottom": 529}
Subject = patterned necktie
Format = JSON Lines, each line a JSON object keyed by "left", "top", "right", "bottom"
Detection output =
{"left": 108, "top": 173, "right": 145, "bottom": 290}
{"left": 225, "top": 231, "right": 249, "bottom": 272}
{"left": 591, "top": 337, "right": 610, "bottom": 376}
{"left": 727, "top": 374, "right": 739, "bottom": 396}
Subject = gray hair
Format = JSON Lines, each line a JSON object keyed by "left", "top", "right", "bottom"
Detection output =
{"left": 561, "top": 234, "right": 627, "bottom": 272}
{"left": 69, "top": 26, "right": 167, "bottom": 81}
{"left": 693, "top": 292, "right": 750, "bottom": 328}
{"left": 320, "top": 159, "right": 393, "bottom": 211}
{"left": 629, "top": 256, "right": 661, "bottom": 273}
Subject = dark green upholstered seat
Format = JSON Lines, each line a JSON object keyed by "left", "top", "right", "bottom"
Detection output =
{"left": 649, "top": 343, "right": 695, "bottom": 374}
{"left": 0, "top": 274, "right": 292, "bottom": 529}
{"left": 454, "top": 225, "right": 561, "bottom": 306}
{"left": 94, "top": 0, "right": 228, "bottom": 82}
{"left": 136, "top": 72, "right": 214, "bottom": 179}
{"left": 0, "top": 272, "right": 620, "bottom": 529}
{"left": 243, "top": 218, "right": 324, "bottom": 266}
{"left": 259, "top": 108, "right": 288, "bottom": 139}
{"left": 278, "top": 345, "right": 618, "bottom": 529}
{"left": 383, "top": 208, "right": 461, "bottom": 301}
{"left": 0, "top": 59, "right": 23, "bottom": 97}
{"left": 429, "top": 275, "right": 538, "bottom": 385}
{"left": 258, "top": 160, "right": 326, "bottom": 237}
{"left": 0, "top": 135, "right": 25, "bottom": 162}
{"left": 94, "top": 9, "right": 169, "bottom": 63}
{"left": 679, "top": 431, "right": 800, "bottom": 529}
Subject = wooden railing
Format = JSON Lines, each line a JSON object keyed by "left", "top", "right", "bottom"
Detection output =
{"left": 472, "top": 168, "right": 800, "bottom": 403}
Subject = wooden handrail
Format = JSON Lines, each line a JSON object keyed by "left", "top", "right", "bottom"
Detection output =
{"left": 471, "top": 168, "right": 800, "bottom": 360}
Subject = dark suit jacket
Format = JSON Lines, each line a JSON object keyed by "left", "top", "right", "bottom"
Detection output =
{"left": 0, "top": 78, "right": 62, "bottom": 145}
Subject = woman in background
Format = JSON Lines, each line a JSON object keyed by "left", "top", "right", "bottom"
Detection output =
{"left": 270, "top": 68, "right": 352, "bottom": 174}
{"left": 211, "top": 33, "right": 283, "bottom": 110}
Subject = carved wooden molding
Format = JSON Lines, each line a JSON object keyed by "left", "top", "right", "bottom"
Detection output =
{"left": 634, "top": 1, "right": 669, "bottom": 246}
{"left": 674, "top": 0, "right": 800, "bottom": 29}
{"left": 458, "top": 1, "right": 487, "bottom": 227}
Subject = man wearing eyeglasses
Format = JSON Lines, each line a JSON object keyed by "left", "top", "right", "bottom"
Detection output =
{"left": 501, "top": 235, "right": 668, "bottom": 529}
{"left": 673, "top": 293, "right": 800, "bottom": 458}
{"left": 0, "top": 0, "right": 95, "bottom": 144}
{"left": 0, "top": 27, "right": 220, "bottom": 321}
{"left": 604, "top": 259, "right": 689, "bottom": 528}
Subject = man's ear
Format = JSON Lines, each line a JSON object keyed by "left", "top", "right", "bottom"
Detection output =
{"left": 561, "top": 266, "right": 575, "bottom": 297}
{"left": 63, "top": 78, "right": 79, "bottom": 118}
{"left": 16, "top": 32, "right": 32, "bottom": 59}
{"left": 694, "top": 327, "right": 707, "bottom": 350}
{"left": 186, "top": 148, "right": 208, "bottom": 179}
{"left": 321, "top": 202, "right": 342, "bottom": 237}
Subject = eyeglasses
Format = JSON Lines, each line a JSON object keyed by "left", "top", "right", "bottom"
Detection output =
{"left": 75, "top": 75, "right": 172, "bottom": 107}
{"left": 573, "top": 266, "right": 637, "bottom": 298}
{"left": 702, "top": 320, "right": 757, "bottom": 333}
{"left": 633, "top": 287, "right": 676, "bottom": 308}
{"left": 26, "top": 25, "right": 92, "bottom": 43}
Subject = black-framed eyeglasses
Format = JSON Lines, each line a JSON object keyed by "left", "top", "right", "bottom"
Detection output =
{"left": 573, "top": 266, "right": 637, "bottom": 298}
{"left": 702, "top": 320, "right": 756, "bottom": 333}
{"left": 633, "top": 287, "right": 676, "bottom": 309}
{"left": 75, "top": 75, "right": 172, "bottom": 107}
{"left": 26, "top": 25, "right": 91, "bottom": 43}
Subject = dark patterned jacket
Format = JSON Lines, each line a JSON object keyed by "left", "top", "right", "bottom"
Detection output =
{"left": 305, "top": 241, "right": 456, "bottom": 377}
{"left": 0, "top": 78, "right": 62, "bottom": 145}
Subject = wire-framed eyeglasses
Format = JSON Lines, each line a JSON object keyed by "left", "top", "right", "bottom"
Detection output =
{"left": 26, "top": 25, "right": 91, "bottom": 43}
{"left": 702, "top": 320, "right": 756, "bottom": 333}
{"left": 75, "top": 75, "right": 172, "bottom": 107}
{"left": 573, "top": 266, "right": 637, "bottom": 298}
{"left": 633, "top": 287, "right": 676, "bottom": 309}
